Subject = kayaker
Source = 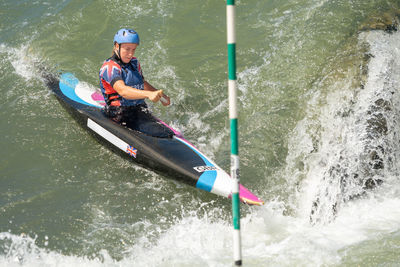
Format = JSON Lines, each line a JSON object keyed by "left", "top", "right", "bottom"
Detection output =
{"left": 99, "top": 28, "right": 173, "bottom": 138}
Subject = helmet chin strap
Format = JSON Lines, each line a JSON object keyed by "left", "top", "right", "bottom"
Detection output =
{"left": 114, "top": 43, "right": 121, "bottom": 59}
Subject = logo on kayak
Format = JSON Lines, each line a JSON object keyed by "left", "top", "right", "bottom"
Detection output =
{"left": 193, "top": 166, "right": 218, "bottom": 173}
{"left": 126, "top": 145, "right": 137, "bottom": 158}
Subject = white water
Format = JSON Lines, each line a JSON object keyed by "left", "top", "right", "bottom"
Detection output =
{"left": 286, "top": 29, "right": 400, "bottom": 225}
{"left": 2, "top": 196, "right": 400, "bottom": 266}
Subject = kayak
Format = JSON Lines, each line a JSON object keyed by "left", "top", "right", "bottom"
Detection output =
{"left": 43, "top": 72, "right": 264, "bottom": 206}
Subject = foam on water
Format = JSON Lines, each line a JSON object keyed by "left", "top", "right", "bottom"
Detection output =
{"left": 2, "top": 192, "right": 400, "bottom": 266}
{"left": 0, "top": 44, "right": 37, "bottom": 81}
{"left": 0, "top": 233, "right": 111, "bottom": 267}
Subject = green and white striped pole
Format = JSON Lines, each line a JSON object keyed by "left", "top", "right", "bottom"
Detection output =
{"left": 226, "top": 0, "right": 242, "bottom": 266}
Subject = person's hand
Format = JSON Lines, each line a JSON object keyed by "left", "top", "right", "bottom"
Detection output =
{"left": 147, "top": 90, "right": 163, "bottom": 103}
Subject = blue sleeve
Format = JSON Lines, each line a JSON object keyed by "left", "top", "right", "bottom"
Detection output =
{"left": 99, "top": 60, "right": 123, "bottom": 86}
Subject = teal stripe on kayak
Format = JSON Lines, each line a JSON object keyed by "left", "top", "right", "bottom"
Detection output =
{"left": 228, "top": 43, "right": 236, "bottom": 80}
{"left": 196, "top": 171, "right": 218, "bottom": 192}
{"left": 59, "top": 73, "right": 81, "bottom": 103}
{"left": 59, "top": 73, "right": 98, "bottom": 107}
{"left": 227, "top": 0, "right": 235, "bottom": 5}
{"left": 174, "top": 137, "right": 217, "bottom": 192}
{"left": 61, "top": 73, "right": 79, "bottom": 87}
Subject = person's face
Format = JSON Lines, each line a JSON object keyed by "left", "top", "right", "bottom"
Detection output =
{"left": 117, "top": 43, "right": 138, "bottom": 63}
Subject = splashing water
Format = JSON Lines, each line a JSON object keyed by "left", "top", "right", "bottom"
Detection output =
{"left": 286, "top": 30, "right": 400, "bottom": 225}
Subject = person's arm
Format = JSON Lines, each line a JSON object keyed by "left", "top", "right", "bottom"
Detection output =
{"left": 144, "top": 80, "right": 171, "bottom": 106}
{"left": 113, "top": 80, "right": 163, "bottom": 103}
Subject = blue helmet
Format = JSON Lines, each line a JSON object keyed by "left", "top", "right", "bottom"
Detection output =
{"left": 113, "top": 28, "right": 140, "bottom": 45}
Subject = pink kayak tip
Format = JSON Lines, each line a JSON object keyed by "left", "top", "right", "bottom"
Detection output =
{"left": 237, "top": 184, "right": 264, "bottom": 206}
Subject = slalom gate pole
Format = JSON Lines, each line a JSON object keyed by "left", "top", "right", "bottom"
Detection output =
{"left": 226, "top": 0, "right": 242, "bottom": 266}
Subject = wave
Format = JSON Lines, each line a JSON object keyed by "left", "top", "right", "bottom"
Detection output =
{"left": 2, "top": 196, "right": 400, "bottom": 266}
{"left": 285, "top": 29, "right": 400, "bottom": 224}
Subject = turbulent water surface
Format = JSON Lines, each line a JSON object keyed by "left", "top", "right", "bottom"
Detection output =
{"left": 1, "top": 0, "right": 400, "bottom": 266}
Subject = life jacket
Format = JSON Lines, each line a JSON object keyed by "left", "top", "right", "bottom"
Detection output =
{"left": 99, "top": 54, "right": 145, "bottom": 107}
